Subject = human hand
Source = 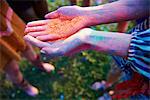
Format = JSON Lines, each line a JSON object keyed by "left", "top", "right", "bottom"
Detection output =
{"left": 45, "top": 6, "right": 87, "bottom": 19}
{"left": 24, "top": 28, "right": 92, "bottom": 59}
{"left": 45, "top": 5, "right": 102, "bottom": 26}
{"left": 43, "top": 6, "right": 97, "bottom": 40}
{"left": 25, "top": 16, "right": 88, "bottom": 41}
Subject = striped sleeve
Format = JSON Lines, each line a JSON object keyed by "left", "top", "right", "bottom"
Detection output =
{"left": 127, "top": 29, "right": 150, "bottom": 79}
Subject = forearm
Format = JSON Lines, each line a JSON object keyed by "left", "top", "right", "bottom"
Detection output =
{"left": 85, "top": 29, "right": 132, "bottom": 57}
{"left": 83, "top": 0, "right": 149, "bottom": 26}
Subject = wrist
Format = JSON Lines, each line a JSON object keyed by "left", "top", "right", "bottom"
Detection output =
{"left": 79, "top": 28, "right": 93, "bottom": 43}
{"left": 81, "top": 6, "right": 105, "bottom": 26}
{"left": 64, "top": 28, "right": 91, "bottom": 44}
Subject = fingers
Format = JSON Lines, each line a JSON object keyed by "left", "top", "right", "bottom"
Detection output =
{"left": 41, "top": 38, "right": 81, "bottom": 56}
{"left": 40, "top": 40, "right": 70, "bottom": 57}
{"left": 41, "top": 47, "right": 63, "bottom": 59}
{"left": 39, "top": 36, "right": 88, "bottom": 58}
{"left": 26, "top": 20, "right": 49, "bottom": 27}
{"left": 45, "top": 11, "right": 59, "bottom": 19}
{"left": 36, "top": 34, "right": 61, "bottom": 41}
{"left": 28, "top": 31, "right": 49, "bottom": 37}
{"left": 25, "top": 26, "right": 46, "bottom": 33}
{"left": 41, "top": 47, "right": 58, "bottom": 54}
{"left": 28, "top": 32, "right": 62, "bottom": 41}
{"left": 24, "top": 35, "right": 50, "bottom": 48}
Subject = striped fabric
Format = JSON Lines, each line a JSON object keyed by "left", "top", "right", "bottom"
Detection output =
{"left": 128, "top": 29, "right": 150, "bottom": 79}
{"left": 113, "top": 17, "right": 150, "bottom": 79}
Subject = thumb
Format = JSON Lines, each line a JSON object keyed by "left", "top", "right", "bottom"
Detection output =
{"left": 45, "top": 11, "right": 59, "bottom": 19}
{"left": 41, "top": 47, "right": 63, "bottom": 58}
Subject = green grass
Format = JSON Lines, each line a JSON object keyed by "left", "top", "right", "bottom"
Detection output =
{"left": 0, "top": 51, "right": 111, "bottom": 100}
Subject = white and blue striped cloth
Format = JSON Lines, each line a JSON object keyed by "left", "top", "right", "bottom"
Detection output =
{"left": 113, "top": 17, "right": 150, "bottom": 79}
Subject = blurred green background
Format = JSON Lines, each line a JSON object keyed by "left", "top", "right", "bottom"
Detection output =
{"left": 0, "top": 0, "right": 134, "bottom": 100}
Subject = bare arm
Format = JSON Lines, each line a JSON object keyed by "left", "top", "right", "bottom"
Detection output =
{"left": 83, "top": 0, "right": 149, "bottom": 26}
{"left": 24, "top": 28, "right": 132, "bottom": 58}
{"left": 84, "top": 29, "right": 132, "bottom": 57}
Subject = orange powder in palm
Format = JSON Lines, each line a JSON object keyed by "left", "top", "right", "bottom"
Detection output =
{"left": 46, "top": 16, "right": 85, "bottom": 41}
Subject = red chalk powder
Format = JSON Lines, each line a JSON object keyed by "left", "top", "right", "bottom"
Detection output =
{"left": 46, "top": 16, "right": 85, "bottom": 41}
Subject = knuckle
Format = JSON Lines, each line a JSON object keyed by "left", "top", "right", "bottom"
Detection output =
{"left": 57, "top": 49, "right": 65, "bottom": 56}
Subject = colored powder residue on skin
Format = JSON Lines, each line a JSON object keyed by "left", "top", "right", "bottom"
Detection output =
{"left": 46, "top": 16, "right": 85, "bottom": 41}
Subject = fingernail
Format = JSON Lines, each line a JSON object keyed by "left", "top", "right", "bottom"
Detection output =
{"left": 41, "top": 50, "right": 46, "bottom": 54}
{"left": 24, "top": 28, "right": 28, "bottom": 33}
{"left": 26, "top": 22, "right": 32, "bottom": 26}
{"left": 45, "top": 14, "right": 49, "bottom": 18}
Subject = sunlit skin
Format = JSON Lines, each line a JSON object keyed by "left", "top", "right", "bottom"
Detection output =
{"left": 25, "top": 0, "right": 148, "bottom": 41}
{"left": 25, "top": 16, "right": 87, "bottom": 41}
{"left": 24, "top": 28, "right": 131, "bottom": 59}
{"left": 44, "top": 0, "right": 148, "bottom": 25}
{"left": 24, "top": 0, "right": 149, "bottom": 58}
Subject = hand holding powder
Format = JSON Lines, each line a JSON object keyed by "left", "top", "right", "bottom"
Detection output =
{"left": 25, "top": 16, "right": 86, "bottom": 41}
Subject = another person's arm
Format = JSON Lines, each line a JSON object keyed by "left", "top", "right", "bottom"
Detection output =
{"left": 24, "top": 28, "right": 131, "bottom": 58}
{"left": 45, "top": 0, "right": 149, "bottom": 26}
{"left": 83, "top": 28, "right": 131, "bottom": 57}
{"left": 25, "top": 0, "right": 148, "bottom": 40}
